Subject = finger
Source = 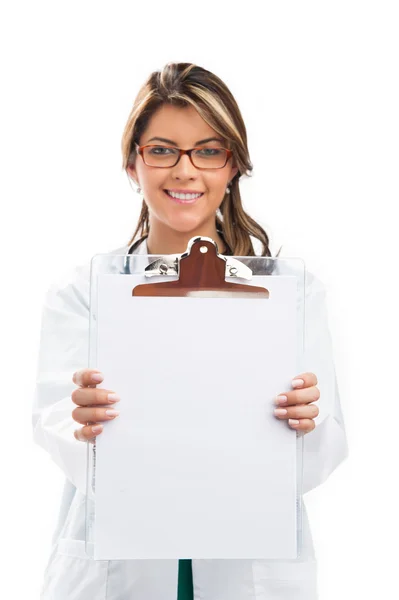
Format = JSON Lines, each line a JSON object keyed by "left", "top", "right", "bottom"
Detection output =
{"left": 72, "top": 368, "right": 104, "bottom": 388}
{"left": 72, "top": 406, "right": 120, "bottom": 425}
{"left": 274, "top": 403, "right": 319, "bottom": 420}
{"left": 74, "top": 424, "right": 103, "bottom": 442}
{"left": 274, "top": 385, "right": 320, "bottom": 407}
{"left": 291, "top": 372, "right": 318, "bottom": 388}
{"left": 287, "top": 418, "right": 316, "bottom": 433}
{"left": 71, "top": 386, "right": 120, "bottom": 407}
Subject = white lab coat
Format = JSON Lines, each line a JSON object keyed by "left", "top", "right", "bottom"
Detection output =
{"left": 33, "top": 238, "right": 348, "bottom": 600}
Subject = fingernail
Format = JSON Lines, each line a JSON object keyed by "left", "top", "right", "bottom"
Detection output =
{"left": 92, "top": 425, "right": 103, "bottom": 433}
{"left": 92, "top": 373, "right": 104, "bottom": 383}
{"left": 274, "top": 408, "right": 288, "bottom": 416}
{"left": 108, "top": 393, "right": 120, "bottom": 403}
{"left": 105, "top": 409, "right": 120, "bottom": 417}
{"left": 291, "top": 378, "right": 304, "bottom": 388}
{"left": 275, "top": 395, "right": 288, "bottom": 405}
{"left": 288, "top": 419, "right": 300, "bottom": 426}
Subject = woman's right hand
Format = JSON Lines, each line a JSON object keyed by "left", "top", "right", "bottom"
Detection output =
{"left": 71, "top": 368, "right": 120, "bottom": 442}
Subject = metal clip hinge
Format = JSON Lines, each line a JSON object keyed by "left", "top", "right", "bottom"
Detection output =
{"left": 144, "top": 237, "right": 253, "bottom": 280}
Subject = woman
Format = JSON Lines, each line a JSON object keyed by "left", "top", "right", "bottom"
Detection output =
{"left": 33, "top": 62, "right": 348, "bottom": 599}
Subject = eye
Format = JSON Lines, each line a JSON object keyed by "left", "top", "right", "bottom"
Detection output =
{"left": 148, "top": 146, "right": 178, "bottom": 155}
{"left": 196, "top": 148, "right": 223, "bottom": 156}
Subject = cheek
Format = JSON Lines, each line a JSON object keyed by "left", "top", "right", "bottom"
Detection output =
{"left": 142, "top": 172, "right": 165, "bottom": 190}
{"left": 204, "top": 174, "right": 229, "bottom": 194}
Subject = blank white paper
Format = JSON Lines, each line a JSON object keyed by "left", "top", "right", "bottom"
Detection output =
{"left": 93, "top": 274, "right": 299, "bottom": 560}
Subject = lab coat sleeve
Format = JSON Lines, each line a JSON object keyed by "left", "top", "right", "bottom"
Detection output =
{"left": 32, "top": 263, "right": 91, "bottom": 496}
{"left": 301, "top": 270, "right": 349, "bottom": 494}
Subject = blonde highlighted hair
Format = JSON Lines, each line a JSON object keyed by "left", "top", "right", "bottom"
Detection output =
{"left": 121, "top": 62, "right": 275, "bottom": 257}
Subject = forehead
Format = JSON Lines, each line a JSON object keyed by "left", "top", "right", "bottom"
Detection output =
{"left": 142, "top": 104, "right": 221, "bottom": 144}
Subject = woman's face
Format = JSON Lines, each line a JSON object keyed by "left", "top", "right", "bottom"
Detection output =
{"left": 127, "top": 104, "right": 238, "bottom": 236}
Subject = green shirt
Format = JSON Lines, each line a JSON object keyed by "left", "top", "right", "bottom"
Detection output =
{"left": 177, "top": 559, "right": 193, "bottom": 599}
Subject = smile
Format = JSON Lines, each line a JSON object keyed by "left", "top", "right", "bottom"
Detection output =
{"left": 164, "top": 190, "right": 204, "bottom": 204}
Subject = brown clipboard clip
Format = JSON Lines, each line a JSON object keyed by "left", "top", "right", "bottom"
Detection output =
{"left": 132, "top": 236, "right": 269, "bottom": 298}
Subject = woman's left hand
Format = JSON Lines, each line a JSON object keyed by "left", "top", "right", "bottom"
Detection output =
{"left": 273, "top": 372, "right": 320, "bottom": 434}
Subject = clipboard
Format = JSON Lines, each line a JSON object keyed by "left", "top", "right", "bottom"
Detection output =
{"left": 85, "top": 237, "right": 306, "bottom": 561}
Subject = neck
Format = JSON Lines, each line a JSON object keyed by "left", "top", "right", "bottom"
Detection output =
{"left": 146, "top": 219, "right": 227, "bottom": 255}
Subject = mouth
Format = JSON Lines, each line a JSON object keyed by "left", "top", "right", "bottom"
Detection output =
{"left": 163, "top": 189, "right": 204, "bottom": 205}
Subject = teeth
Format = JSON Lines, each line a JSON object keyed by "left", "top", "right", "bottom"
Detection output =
{"left": 167, "top": 191, "right": 202, "bottom": 200}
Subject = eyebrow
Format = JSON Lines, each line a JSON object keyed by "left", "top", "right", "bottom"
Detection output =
{"left": 146, "top": 136, "right": 225, "bottom": 146}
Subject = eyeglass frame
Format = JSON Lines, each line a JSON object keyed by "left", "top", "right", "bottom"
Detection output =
{"left": 135, "top": 143, "right": 234, "bottom": 170}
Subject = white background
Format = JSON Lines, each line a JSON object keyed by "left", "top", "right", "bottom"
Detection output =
{"left": 0, "top": 1, "right": 398, "bottom": 598}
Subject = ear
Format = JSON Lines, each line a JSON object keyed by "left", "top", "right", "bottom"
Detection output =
{"left": 229, "top": 165, "right": 239, "bottom": 184}
{"left": 127, "top": 164, "right": 138, "bottom": 186}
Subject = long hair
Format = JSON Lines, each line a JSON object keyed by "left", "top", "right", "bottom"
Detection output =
{"left": 121, "top": 62, "right": 277, "bottom": 257}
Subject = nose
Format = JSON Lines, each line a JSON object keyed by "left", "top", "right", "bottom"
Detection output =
{"left": 171, "top": 152, "right": 198, "bottom": 179}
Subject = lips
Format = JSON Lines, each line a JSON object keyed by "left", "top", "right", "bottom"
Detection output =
{"left": 165, "top": 189, "right": 204, "bottom": 194}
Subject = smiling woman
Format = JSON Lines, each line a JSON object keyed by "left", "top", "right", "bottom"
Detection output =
{"left": 121, "top": 62, "right": 274, "bottom": 258}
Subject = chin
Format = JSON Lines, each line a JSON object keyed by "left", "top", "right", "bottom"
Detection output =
{"left": 163, "top": 214, "right": 211, "bottom": 233}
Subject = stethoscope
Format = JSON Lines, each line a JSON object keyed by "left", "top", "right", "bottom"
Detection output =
{"left": 123, "top": 236, "right": 148, "bottom": 275}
